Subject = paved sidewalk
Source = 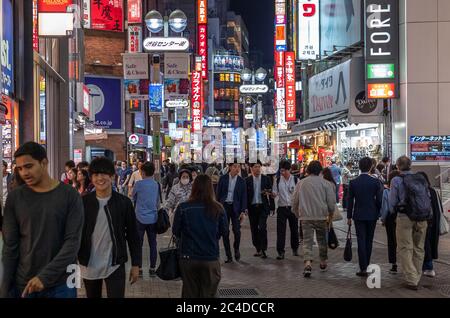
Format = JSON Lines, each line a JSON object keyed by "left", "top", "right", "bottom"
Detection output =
{"left": 77, "top": 212, "right": 450, "bottom": 298}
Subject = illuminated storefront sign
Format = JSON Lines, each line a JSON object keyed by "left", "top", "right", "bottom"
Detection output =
{"left": 298, "top": 0, "right": 319, "bottom": 60}
{"left": 367, "top": 63, "right": 395, "bottom": 79}
{"left": 411, "top": 136, "right": 450, "bottom": 162}
{"left": 285, "top": 52, "right": 296, "bottom": 121}
{"left": 198, "top": 24, "right": 208, "bottom": 79}
{"left": 191, "top": 71, "right": 203, "bottom": 132}
{"left": 143, "top": 37, "right": 189, "bottom": 52}
{"left": 367, "top": 83, "right": 395, "bottom": 99}
{"left": 127, "top": 25, "right": 142, "bottom": 53}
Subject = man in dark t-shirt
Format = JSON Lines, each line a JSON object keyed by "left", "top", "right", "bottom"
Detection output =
{"left": 0, "top": 142, "right": 84, "bottom": 298}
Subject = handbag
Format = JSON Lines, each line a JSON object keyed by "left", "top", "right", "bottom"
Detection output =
{"left": 343, "top": 225, "right": 352, "bottom": 262}
{"left": 332, "top": 204, "right": 343, "bottom": 221}
{"left": 156, "top": 236, "right": 180, "bottom": 281}
{"left": 438, "top": 194, "right": 449, "bottom": 235}
{"left": 156, "top": 208, "right": 171, "bottom": 234}
{"left": 327, "top": 224, "right": 339, "bottom": 250}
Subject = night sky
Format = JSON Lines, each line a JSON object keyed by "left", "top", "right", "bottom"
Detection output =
{"left": 230, "top": 0, "right": 274, "bottom": 66}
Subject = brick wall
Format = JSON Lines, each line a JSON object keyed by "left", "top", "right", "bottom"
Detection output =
{"left": 84, "top": 29, "right": 128, "bottom": 160}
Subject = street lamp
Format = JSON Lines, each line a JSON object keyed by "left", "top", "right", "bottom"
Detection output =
{"left": 168, "top": 9, "right": 187, "bottom": 33}
{"left": 145, "top": 10, "right": 164, "bottom": 33}
{"left": 241, "top": 68, "right": 252, "bottom": 82}
{"left": 255, "top": 67, "right": 267, "bottom": 82}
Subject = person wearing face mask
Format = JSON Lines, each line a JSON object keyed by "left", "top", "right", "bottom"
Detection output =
{"left": 164, "top": 169, "right": 193, "bottom": 213}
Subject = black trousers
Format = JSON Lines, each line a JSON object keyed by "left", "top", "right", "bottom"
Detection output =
{"left": 248, "top": 204, "right": 269, "bottom": 252}
{"left": 222, "top": 203, "right": 241, "bottom": 258}
{"left": 342, "top": 184, "right": 349, "bottom": 209}
{"left": 276, "top": 207, "right": 299, "bottom": 254}
{"left": 384, "top": 213, "right": 397, "bottom": 265}
{"left": 179, "top": 258, "right": 221, "bottom": 298}
{"left": 354, "top": 220, "right": 377, "bottom": 271}
{"left": 83, "top": 264, "right": 126, "bottom": 298}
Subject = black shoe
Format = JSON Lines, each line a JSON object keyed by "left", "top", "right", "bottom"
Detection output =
{"left": 389, "top": 264, "right": 398, "bottom": 274}
{"left": 235, "top": 251, "right": 241, "bottom": 261}
{"left": 276, "top": 252, "right": 285, "bottom": 260}
{"left": 261, "top": 251, "right": 267, "bottom": 259}
{"left": 404, "top": 283, "right": 419, "bottom": 291}
{"left": 149, "top": 268, "right": 156, "bottom": 277}
{"left": 254, "top": 251, "right": 262, "bottom": 257}
{"left": 356, "top": 271, "right": 368, "bottom": 277}
{"left": 293, "top": 249, "right": 299, "bottom": 256}
{"left": 225, "top": 257, "right": 233, "bottom": 263}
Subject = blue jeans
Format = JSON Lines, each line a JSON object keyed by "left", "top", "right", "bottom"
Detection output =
{"left": 423, "top": 260, "right": 433, "bottom": 271}
{"left": 12, "top": 283, "right": 77, "bottom": 298}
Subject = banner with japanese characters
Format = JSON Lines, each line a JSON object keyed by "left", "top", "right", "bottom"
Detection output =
{"left": 127, "top": 0, "right": 142, "bottom": 24}
{"left": 198, "top": 24, "right": 208, "bottom": 79}
{"left": 128, "top": 25, "right": 142, "bottom": 53}
{"left": 191, "top": 71, "right": 203, "bottom": 133}
{"left": 90, "top": 0, "right": 123, "bottom": 32}
{"left": 285, "top": 52, "right": 296, "bottom": 121}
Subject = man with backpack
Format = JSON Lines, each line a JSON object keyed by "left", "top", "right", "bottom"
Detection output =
{"left": 272, "top": 160, "right": 299, "bottom": 260}
{"left": 389, "top": 155, "right": 431, "bottom": 290}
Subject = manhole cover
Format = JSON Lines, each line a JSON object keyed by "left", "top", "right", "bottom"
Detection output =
{"left": 439, "top": 285, "right": 450, "bottom": 297}
{"left": 218, "top": 288, "right": 262, "bottom": 298}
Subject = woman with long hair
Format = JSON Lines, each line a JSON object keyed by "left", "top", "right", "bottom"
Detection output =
{"left": 172, "top": 174, "right": 228, "bottom": 298}
{"left": 69, "top": 168, "right": 78, "bottom": 189}
{"left": 76, "top": 169, "right": 92, "bottom": 196}
{"left": 322, "top": 167, "right": 337, "bottom": 189}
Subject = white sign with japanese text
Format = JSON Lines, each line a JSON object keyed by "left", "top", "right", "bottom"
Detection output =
{"left": 143, "top": 37, "right": 189, "bottom": 52}
{"left": 298, "top": 0, "right": 320, "bottom": 60}
{"left": 239, "top": 85, "right": 269, "bottom": 94}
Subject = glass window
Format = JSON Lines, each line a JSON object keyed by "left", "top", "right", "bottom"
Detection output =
{"left": 39, "top": 69, "right": 46, "bottom": 146}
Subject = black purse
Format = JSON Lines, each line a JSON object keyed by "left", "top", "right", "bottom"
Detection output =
{"left": 344, "top": 225, "right": 352, "bottom": 262}
{"left": 156, "top": 208, "right": 170, "bottom": 234}
{"left": 327, "top": 224, "right": 339, "bottom": 250}
{"left": 156, "top": 236, "right": 180, "bottom": 281}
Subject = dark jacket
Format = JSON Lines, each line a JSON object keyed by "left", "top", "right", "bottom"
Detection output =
{"left": 173, "top": 201, "right": 228, "bottom": 261}
{"left": 245, "top": 174, "right": 275, "bottom": 213}
{"left": 425, "top": 187, "right": 441, "bottom": 260}
{"left": 216, "top": 174, "right": 247, "bottom": 215}
{"left": 347, "top": 174, "right": 383, "bottom": 221}
{"left": 78, "top": 191, "right": 142, "bottom": 267}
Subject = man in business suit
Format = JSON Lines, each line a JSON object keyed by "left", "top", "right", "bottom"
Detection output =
{"left": 347, "top": 157, "right": 384, "bottom": 277}
{"left": 246, "top": 161, "right": 275, "bottom": 259}
{"left": 217, "top": 162, "right": 248, "bottom": 263}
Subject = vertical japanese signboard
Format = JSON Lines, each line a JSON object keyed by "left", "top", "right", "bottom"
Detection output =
{"left": 191, "top": 71, "right": 203, "bottom": 133}
{"left": 33, "top": 0, "right": 39, "bottom": 51}
{"left": 127, "top": 0, "right": 142, "bottom": 23}
{"left": 197, "top": 0, "right": 208, "bottom": 80}
{"left": 298, "top": 0, "right": 320, "bottom": 60}
{"left": 365, "top": 0, "right": 399, "bottom": 99}
{"left": 285, "top": 52, "right": 296, "bottom": 121}
{"left": 90, "top": 0, "right": 123, "bottom": 32}
{"left": 127, "top": 25, "right": 142, "bottom": 53}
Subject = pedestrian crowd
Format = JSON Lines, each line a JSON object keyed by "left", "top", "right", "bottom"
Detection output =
{"left": 0, "top": 142, "right": 448, "bottom": 298}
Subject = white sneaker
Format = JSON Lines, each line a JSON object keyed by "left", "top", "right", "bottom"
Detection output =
{"left": 423, "top": 270, "right": 436, "bottom": 278}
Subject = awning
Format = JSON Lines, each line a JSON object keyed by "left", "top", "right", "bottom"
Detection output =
{"left": 288, "top": 139, "right": 301, "bottom": 149}
{"left": 292, "top": 111, "right": 349, "bottom": 133}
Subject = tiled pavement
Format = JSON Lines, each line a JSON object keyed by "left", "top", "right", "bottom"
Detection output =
{"left": 77, "top": 212, "right": 450, "bottom": 298}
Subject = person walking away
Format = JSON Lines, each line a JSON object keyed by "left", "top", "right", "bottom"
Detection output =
{"left": 341, "top": 162, "right": 354, "bottom": 210}
{"left": 347, "top": 157, "right": 384, "bottom": 277}
{"left": 60, "top": 160, "right": 75, "bottom": 184}
{"left": 272, "top": 160, "right": 299, "bottom": 260}
{"left": 381, "top": 157, "right": 391, "bottom": 183}
{"left": 0, "top": 142, "right": 84, "bottom": 298}
{"left": 216, "top": 162, "right": 247, "bottom": 263}
{"left": 132, "top": 162, "right": 160, "bottom": 277}
{"left": 79, "top": 157, "right": 140, "bottom": 298}
{"left": 205, "top": 163, "right": 220, "bottom": 193}
{"left": 417, "top": 172, "right": 442, "bottom": 278}
{"left": 246, "top": 161, "right": 275, "bottom": 259}
{"left": 293, "top": 161, "right": 336, "bottom": 277}
{"left": 164, "top": 169, "right": 193, "bottom": 215}
{"left": 163, "top": 163, "right": 177, "bottom": 200}
{"left": 389, "top": 156, "right": 432, "bottom": 290}
{"left": 173, "top": 175, "right": 228, "bottom": 298}
{"left": 128, "top": 160, "right": 143, "bottom": 199}
{"left": 329, "top": 159, "right": 342, "bottom": 203}
{"left": 380, "top": 170, "right": 401, "bottom": 274}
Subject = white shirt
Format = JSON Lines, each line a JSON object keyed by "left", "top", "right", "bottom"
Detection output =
{"left": 128, "top": 170, "right": 142, "bottom": 187}
{"left": 273, "top": 175, "right": 296, "bottom": 207}
{"left": 80, "top": 196, "right": 120, "bottom": 280}
{"left": 226, "top": 174, "right": 238, "bottom": 203}
{"left": 252, "top": 175, "right": 262, "bottom": 204}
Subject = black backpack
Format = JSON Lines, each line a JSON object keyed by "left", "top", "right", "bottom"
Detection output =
{"left": 396, "top": 174, "right": 432, "bottom": 222}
